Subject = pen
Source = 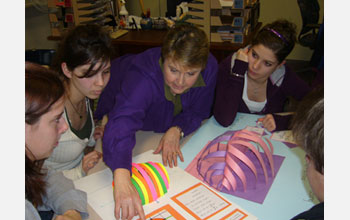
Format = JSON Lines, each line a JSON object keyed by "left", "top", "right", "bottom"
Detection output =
{"left": 150, "top": 216, "right": 171, "bottom": 220}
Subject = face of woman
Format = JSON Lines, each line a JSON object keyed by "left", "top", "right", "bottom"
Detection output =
{"left": 163, "top": 57, "right": 202, "bottom": 95}
{"left": 66, "top": 60, "right": 111, "bottom": 100}
{"left": 247, "top": 44, "right": 284, "bottom": 82}
{"left": 25, "top": 97, "right": 68, "bottom": 160}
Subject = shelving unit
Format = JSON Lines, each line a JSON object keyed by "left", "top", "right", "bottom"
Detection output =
{"left": 185, "top": 0, "right": 260, "bottom": 44}
{"left": 47, "top": 0, "right": 116, "bottom": 37}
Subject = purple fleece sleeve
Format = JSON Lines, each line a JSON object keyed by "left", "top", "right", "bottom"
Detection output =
{"left": 94, "top": 54, "right": 135, "bottom": 120}
{"left": 273, "top": 114, "right": 292, "bottom": 131}
{"left": 102, "top": 69, "right": 153, "bottom": 172}
{"left": 213, "top": 55, "right": 248, "bottom": 127}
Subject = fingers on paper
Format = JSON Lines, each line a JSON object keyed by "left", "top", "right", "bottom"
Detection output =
{"left": 135, "top": 199, "right": 146, "bottom": 220}
{"left": 178, "top": 150, "right": 184, "bottom": 162}
{"left": 261, "top": 114, "right": 276, "bottom": 132}
{"left": 114, "top": 197, "right": 121, "bottom": 219}
{"left": 153, "top": 142, "right": 163, "bottom": 154}
{"left": 114, "top": 188, "right": 143, "bottom": 220}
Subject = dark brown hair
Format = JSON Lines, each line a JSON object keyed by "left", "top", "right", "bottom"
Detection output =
{"left": 291, "top": 87, "right": 324, "bottom": 174}
{"left": 252, "top": 19, "right": 297, "bottom": 63}
{"left": 161, "top": 24, "right": 209, "bottom": 69}
{"left": 25, "top": 62, "right": 65, "bottom": 206}
{"left": 51, "top": 24, "right": 114, "bottom": 80}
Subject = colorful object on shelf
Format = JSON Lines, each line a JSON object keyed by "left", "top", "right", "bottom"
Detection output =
{"left": 112, "top": 162, "right": 170, "bottom": 205}
{"left": 196, "top": 129, "right": 275, "bottom": 192}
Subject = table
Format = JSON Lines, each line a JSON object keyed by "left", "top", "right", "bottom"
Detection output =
{"left": 178, "top": 113, "right": 317, "bottom": 219}
{"left": 86, "top": 113, "right": 316, "bottom": 219}
{"left": 85, "top": 118, "right": 198, "bottom": 220}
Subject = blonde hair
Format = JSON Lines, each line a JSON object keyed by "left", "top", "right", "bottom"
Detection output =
{"left": 161, "top": 24, "right": 209, "bottom": 69}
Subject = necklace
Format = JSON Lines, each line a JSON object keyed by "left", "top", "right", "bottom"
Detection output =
{"left": 67, "top": 96, "right": 83, "bottom": 119}
{"left": 247, "top": 77, "right": 267, "bottom": 99}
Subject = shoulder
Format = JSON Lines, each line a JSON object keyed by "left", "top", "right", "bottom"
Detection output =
{"left": 110, "top": 47, "right": 161, "bottom": 73}
{"left": 281, "top": 64, "right": 310, "bottom": 91}
{"left": 201, "top": 53, "right": 219, "bottom": 80}
{"left": 207, "top": 53, "right": 219, "bottom": 66}
{"left": 291, "top": 202, "right": 324, "bottom": 220}
{"left": 219, "top": 53, "right": 234, "bottom": 68}
{"left": 121, "top": 48, "right": 163, "bottom": 90}
{"left": 133, "top": 47, "right": 162, "bottom": 66}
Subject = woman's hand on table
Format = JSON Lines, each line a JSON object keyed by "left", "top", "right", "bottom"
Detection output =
{"left": 113, "top": 169, "right": 146, "bottom": 220}
{"left": 258, "top": 114, "right": 276, "bottom": 132}
{"left": 153, "top": 126, "right": 184, "bottom": 168}
{"left": 54, "top": 209, "right": 82, "bottom": 220}
{"left": 82, "top": 150, "right": 102, "bottom": 174}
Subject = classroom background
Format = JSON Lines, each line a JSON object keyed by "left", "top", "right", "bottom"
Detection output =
{"left": 25, "top": 0, "right": 324, "bottom": 61}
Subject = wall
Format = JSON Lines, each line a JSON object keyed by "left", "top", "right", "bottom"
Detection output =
{"left": 125, "top": 0, "right": 167, "bottom": 17}
{"left": 25, "top": 5, "right": 57, "bottom": 50}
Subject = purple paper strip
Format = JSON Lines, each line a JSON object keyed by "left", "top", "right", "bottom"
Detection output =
{"left": 283, "top": 141, "right": 298, "bottom": 148}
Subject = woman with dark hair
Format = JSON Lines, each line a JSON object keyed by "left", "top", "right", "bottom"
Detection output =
{"left": 44, "top": 24, "right": 114, "bottom": 180}
{"left": 213, "top": 19, "right": 311, "bottom": 131}
{"left": 25, "top": 62, "right": 88, "bottom": 220}
{"left": 94, "top": 23, "right": 218, "bottom": 220}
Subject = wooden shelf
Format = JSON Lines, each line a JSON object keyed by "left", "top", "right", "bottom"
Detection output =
{"left": 48, "top": 22, "right": 261, "bottom": 62}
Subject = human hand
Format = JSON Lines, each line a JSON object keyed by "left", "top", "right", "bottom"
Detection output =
{"left": 258, "top": 114, "right": 276, "bottom": 132}
{"left": 82, "top": 150, "right": 102, "bottom": 174}
{"left": 54, "top": 209, "right": 81, "bottom": 220}
{"left": 153, "top": 127, "right": 184, "bottom": 168}
{"left": 113, "top": 169, "right": 146, "bottom": 220}
{"left": 236, "top": 47, "right": 249, "bottom": 62}
{"left": 93, "top": 125, "right": 105, "bottom": 140}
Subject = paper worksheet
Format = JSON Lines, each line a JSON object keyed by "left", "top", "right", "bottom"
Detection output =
{"left": 74, "top": 150, "right": 257, "bottom": 220}
{"left": 270, "top": 130, "right": 298, "bottom": 148}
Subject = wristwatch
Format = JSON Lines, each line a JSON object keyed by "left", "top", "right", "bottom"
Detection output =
{"left": 174, "top": 126, "right": 184, "bottom": 139}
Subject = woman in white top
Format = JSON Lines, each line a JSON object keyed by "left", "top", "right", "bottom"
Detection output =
{"left": 44, "top": 24, "right": 114, "bottom": 180}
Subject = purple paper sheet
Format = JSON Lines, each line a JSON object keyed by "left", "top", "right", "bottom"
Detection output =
{"left": 185, "top": 142, "right": 285, "bottom": 204}
{"left": 282, "top": 141, "right": 297, "bottom": 148}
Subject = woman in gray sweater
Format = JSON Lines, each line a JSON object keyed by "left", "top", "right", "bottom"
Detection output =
{"left": 25, "top": 62, "right": 88, "bottom": 220}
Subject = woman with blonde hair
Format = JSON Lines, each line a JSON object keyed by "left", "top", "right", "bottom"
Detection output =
{"left": 95, "top": 24, "right": 218, "bottom": 220}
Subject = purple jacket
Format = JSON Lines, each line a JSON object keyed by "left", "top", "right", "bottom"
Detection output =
{"left": 95, "top": 47, "right": 218, "bottom": 171}
{"left": 213, "top": 53, "right": 311, "bottom": 131}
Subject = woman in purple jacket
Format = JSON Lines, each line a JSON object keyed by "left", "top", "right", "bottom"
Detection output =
{"left": 213, "top": 19, "right": 311, "bottom": 131}
{"left": 94, "top": 24, "right": 218, "bottom": 220}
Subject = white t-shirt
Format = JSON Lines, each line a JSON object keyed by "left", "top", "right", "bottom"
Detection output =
{"left": 242, "top": 74, "right": 267, "bottom": 113}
